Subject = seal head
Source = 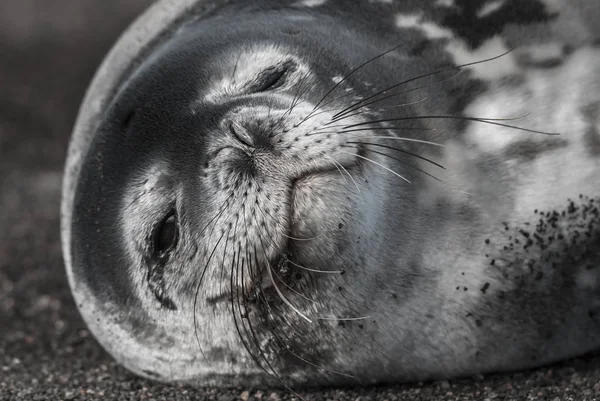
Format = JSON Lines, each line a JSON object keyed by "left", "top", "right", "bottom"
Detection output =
{"left": 69, "top": 8, "right": 436, "bottom": 387}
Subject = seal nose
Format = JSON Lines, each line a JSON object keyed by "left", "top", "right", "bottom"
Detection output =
{"left": 224, "top": 117, "right": 276, "bottom": 152}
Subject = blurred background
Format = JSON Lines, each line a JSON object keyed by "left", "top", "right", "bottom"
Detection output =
{"left": 1, "top": 1, "right": 600, "bottom": 400}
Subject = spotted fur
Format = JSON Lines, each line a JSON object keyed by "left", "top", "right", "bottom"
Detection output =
{"left": 62, "top": 0, "right": 600, "bottom": 389}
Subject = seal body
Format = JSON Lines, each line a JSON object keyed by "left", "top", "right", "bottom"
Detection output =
{"left": 62, "top": 0, "right": 600, "bottom": 388}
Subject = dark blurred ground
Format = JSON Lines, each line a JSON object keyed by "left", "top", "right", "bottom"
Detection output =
{"left": 1, "top": 1, "right": 600, "bottom": 400}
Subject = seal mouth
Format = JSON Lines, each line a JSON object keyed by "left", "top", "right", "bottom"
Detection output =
{"left": 205, "top": 147, "right": 365, "bottom": 306}
{"left": 203, "top": 180, "right": 307, "bottom": 307}
{"left": 204, "top": 244, "right": 295, "bottom": 306}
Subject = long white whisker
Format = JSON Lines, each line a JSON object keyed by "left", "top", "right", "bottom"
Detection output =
{"left": 285, "top": 255, "right": 345, "bottom": 275}
{"left": 340, "top": 151, "right": 411, "bottom": 183}
{"left": 333, "top": 96, "right": 429, "bottom": 123}
{"left": 316, "top": 316, "right": 371, "bottom": 321}
{"left": 368, "top": 136, "right": 445, "bottom": 147}
{"left": 324, "top": 154, "right": 361, "bottom": 193}
{"left": 266, "top": 262, "right": 313, "bottom": 323}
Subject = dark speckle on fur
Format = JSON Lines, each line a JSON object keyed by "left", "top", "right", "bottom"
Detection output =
{"left": 440, "top": 0, "right": 556, "bottom": 49}
{"left": 474, "top": 196, "right": 600, "bottom": 364}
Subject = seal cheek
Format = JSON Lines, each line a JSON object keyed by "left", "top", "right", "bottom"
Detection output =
{"left": 290, "top": 171, "right": 353, "bottom": 256}
{"left": 146, "top": 261, "right": 178, "bottom": 311}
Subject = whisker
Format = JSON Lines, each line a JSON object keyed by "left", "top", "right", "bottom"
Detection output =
{"left": 231, "top": 242, "right": 305, "bottom": 399}
{"left": 193, "top": 200, "right": 232, "bottom": 323}
{"left": 198, "top": 196, "right": 233, "bottom": 237}
{"left": 270, "top": 260, "right": 319, "bottom": 305}
{"left": 331, "top": 96, "right": 429, "bottom": 123}
{"left": 311, "top": 59, "right": 457, "bottom": 126}
{"left": 309, "top": 43, "right": 406, "bottom": 115}
{"left": 231, "top": 53, "right": 242, "bottom": 83}
{"left": 343, "top": 144, "right": 441, "bottom": 185}
{"left": 306, "top": 126, "right": 435, "bottom": 138}
{"left": 332, "top": 47, "right": 519, "bottom": 121}
{"left": 265, "top": 255, "right": 313, "bottom": 323}
{"left": 250, "top": 254, "right": 354, "bottom": 381}
{"left": 368, "top": 136, "right": 445, "bottom": 147}
{"left": 230, "top": 250, "right": 277, "bottom": 383}
{"left": 342, "top": 115, "right": 561, "bottom": 135}
{"left": 256, "top": 230, "right": 373, "bottom": 349}
{"left": 249, "top": 222, "right": 314, "bottom": 322}
{"left": 294, "top": 71, "right": 312, "bottom": 107}
{"left": 247, "top": 223, "right": 364, "bottom": 380}
{"left": 325, "top": 154, "right": 348, "bottom": 184}
{"left": 245, "top": 211, "right": 331, "bottom": 303}
{"left": 192, "top": 229, "right": 227, "bottom": 368}
{"left": 219, "top": 212, "right": 240, "bottom": 293}
{"left": 253, "top": 202, "right": 343, "bottom": 274}
{"left": 284, "top": 70, "right": 312, "bottom": 120}
{"left": 323, "top": 153, "right": 361, "bottom": 193}
{"left": 330, "top": 70, "right": 465, "bottom": 123}
{"left": 344, "top": 145, "right": 472, "bottom": 195}
{"left": 316, "top": 316, "right": 371, "bottom": 321}
{"left": 285, "top": 257, "right": 346, "bottom": 274}
{"left": 238, "top": 240, "right": 279, "bottom": 379}
{"left": 295, "top": 91, "right": 357, "bottom": 126}
{"left": 347, "top": 141, "right": 446, "bottom": 170}
{"left": 340, "top": 150, "right": 411, "bottom": 183}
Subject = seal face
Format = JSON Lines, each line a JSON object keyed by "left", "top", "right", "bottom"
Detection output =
{"left": 63, "top": 0, "right": 600, "bottom": 388}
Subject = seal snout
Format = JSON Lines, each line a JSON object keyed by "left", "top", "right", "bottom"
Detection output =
{"left": 224, "top": 117, "right": 278, "bottom": 153}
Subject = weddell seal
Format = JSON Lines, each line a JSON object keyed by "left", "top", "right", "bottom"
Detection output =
{"left": 61, "top": 0, "right": 600, "bottom": 388}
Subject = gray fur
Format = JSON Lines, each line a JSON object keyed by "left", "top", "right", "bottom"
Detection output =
{"left": 62, "top": 0, "right": 600, "bottom": 388}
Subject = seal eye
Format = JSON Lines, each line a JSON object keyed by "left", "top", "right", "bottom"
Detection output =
{"left": 251, "top": 61, "right": 296, "bottom": 93}
{"left": 256, "top": 68, "right": 287, "bottom": 92}
{"left": 154, "top": 211, "right": 178, "bottom": 257}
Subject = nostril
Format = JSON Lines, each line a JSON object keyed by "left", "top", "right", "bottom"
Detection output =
{"left": 228, "top": 121, "right": 255, "bottom": 148}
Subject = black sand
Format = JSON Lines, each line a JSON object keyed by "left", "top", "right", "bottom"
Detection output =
{"left": 1, "top": 1, "right": 600, "bottom": 400}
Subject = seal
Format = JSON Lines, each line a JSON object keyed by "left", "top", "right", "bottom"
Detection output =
{"left": 61, "top": 0, "right": 600, "bottom": 388}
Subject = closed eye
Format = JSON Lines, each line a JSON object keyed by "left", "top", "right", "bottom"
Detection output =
{"left": 249, "top": 60, "right": 297, "bottom": 93}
